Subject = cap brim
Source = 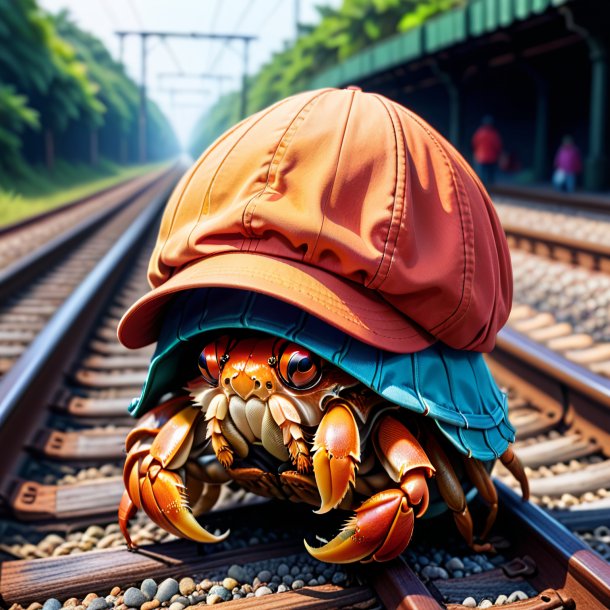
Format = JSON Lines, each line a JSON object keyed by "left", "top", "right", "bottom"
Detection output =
{"left": 118, "top": 251, "right": 433, "bottom": 353}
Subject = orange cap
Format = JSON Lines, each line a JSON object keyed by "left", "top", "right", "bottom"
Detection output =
{"left": 118, "top": 88, "right": 512, "bottom": 353}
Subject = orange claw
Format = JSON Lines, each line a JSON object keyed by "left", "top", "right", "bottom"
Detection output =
{"left": 304, "top": 489, "right": 415, "bottom": 563}
{"left": 120, "top": 399, "right": 229, "bottom": 547}
{"left": 140, "top": 467, "right": 229, "bottom": 544}
{"left": 312, "top": 401, "right": 360, "bottom": 514}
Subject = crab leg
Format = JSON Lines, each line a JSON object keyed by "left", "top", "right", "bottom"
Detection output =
{"left": 500, "top": 446, "right": 530, "bottom": 499}
{"left": 462, "top": 457, "right": 498, "bottom": 540}
{"left": 312, "top": 400, "right": 360, "bottom": 514}
{"left": 424, "top": 431, "right": 492, "bottom": 552}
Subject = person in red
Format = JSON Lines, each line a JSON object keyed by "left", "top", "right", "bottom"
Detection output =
{"left": 553, "top": 135, "right": 582, "bottom": 193}
{"left": 472, "top": 115, "right": 503, "bottom": 185}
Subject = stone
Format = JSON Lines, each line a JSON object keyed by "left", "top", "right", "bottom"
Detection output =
{"left": 178, "top": 578, "right": 195, "bottom": 596}
{"left": 291, "top": 580, "right": 304, "bottom": 590}
{"left": 421, "top": 566, "right": 449, "bottom": 580}
{"left": 255, "top": 587, "right": 272, "bottom": 597}
{"left": 168, "top": 603, "right": 185, "bottom": 610}
{"left": 124, "top": 588, "right": 148, "bottom": 608}
{"left": 155, "top": 579, "right": 179, "bottom": 603}
{"left": 227, "top": 565, "right": 246, "bottom": 583}
{"left": 207, "top": 587, "right": 231, "bottom": 602}
{"left": 140, "top": 579, "right": 157, "bottom": 600}
{"left": 42, "top": 600, "right": 62, "bottom": 610}
{"left": 140, "top": 601, "right": 159, "bottom": 610}
{"left": 205, "top": 595, "right": 222, "bottom": 605}
{"left": 445, "top": 558, "right": 464, "bottom": 571}
{"left": 86, "top": 600, "right": 108, "bottom": 610}
{"left": 461, "top": 598, "right": 476, "bottom": 608}
{"left": 222, "top": 578, "right": 238, "bottom": 591}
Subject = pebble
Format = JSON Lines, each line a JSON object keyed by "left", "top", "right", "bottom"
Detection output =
{"left": 123, "top": 588, "right": 148, "bottom": 608}
{"left": 461, "top": 598, "right": 476, "bottom": 608}
{"left": 331, "top": 572, "right": 346, "bottom": 585}
{"left": 495, "top": 595, "right": 508, "bottom": 604}
{"left": 168, "top": 603, "right": 184, "bottom": 610}
{"left": 221, "top": 578, "right": 238, "bottom": 591}
{"left": 205, "top": 595, "right": 222, "bottom": 605}
{"left": 254, "top": 585, "right": 272, "bottom": 597}
{"left": 257, "top": 570, "right": 272, "bottom": 583}
{"left": 291, "top": 580, "right": 305, "bottom": 590}
{"left": 207, "top": 586, "right": 231, "bottom": 602}
{"left": 110, "top": 588, "right": 121, "bottom": 598}
{"left": 178, "top": 578, "right": 195, "bottom": 596}
{"left": 140, "top": 579, "right": 157, "bottom": 599}
{"left": 421, "top": 566, "right": 449, "bottom": 580}
{"left": 42, "top": 600, "right": 61, "bottom": 610}
{"left": 27, "top": 604, "right": 43, "bottom": 610}
{"left": 140, "top": 601, "right": 159, "bottom": 610}
{"left": 277, "top": 563, "right": 290, "bottom": 577}
{"left": 155, "top": 579, "right": 179, "bottom": 603}
{"left": 507, "top": 591, "right": 528, "bottom": 603}
{"left": 445, "top": 557, "right": 464, "bottom": 571}
{"left": 227, "top": 565, "right": 246, "bottom": 582}
{"left": 85, "top": 600, "right": 107, "bottom": 610}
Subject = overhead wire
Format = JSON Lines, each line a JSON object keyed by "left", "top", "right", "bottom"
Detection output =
{"left": 206, "top": 0, "right": 259, "bottom": 72}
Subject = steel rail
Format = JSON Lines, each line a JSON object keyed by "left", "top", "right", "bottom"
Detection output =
{"left": 490, "top": 184, "right": 610, "bottom": 214}
{"left": 0, "top": 167, "right": 175, "bottom": 302}
{"left": 0, "top": 170, "right": 180, "bottom": 487}
{"left": 496, "top": 326, "right": 610, "bottom": 410}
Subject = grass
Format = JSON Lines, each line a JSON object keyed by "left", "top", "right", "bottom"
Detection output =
{"left": 0, "top": 158, "right": 169, "bottom": 227}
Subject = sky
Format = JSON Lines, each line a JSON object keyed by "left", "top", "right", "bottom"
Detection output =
{"left": 39, "top": 0, "right": 341, "bottom": 148}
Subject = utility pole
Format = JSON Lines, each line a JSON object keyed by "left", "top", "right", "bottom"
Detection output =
{"left": 139, "top": 34, "right": 148, "bottom": 164}
{"left": 295, "top": 0, "right": 301, "bottom": 39}
{"left": 115, "top": 30, "right": 256, "bottom": 162}
{"left": 241, "top": 38, "right": 250, "bottom": 119}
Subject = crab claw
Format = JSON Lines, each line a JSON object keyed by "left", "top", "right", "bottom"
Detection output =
{"left": 140, "top": 466, "right": 229, "bottom": 544}
{"left": 304, "top": 489, "right": 414, "bottom": 563}
{"left": 312, "top": 402, "right": 360, "bottom": 514}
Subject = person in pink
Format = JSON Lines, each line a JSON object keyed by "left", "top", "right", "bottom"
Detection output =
{"left": 553, "top": 135, "right": 582, "bottom": 193}
{"left": 472, "top": 115, "right": 503, "bottom": 185}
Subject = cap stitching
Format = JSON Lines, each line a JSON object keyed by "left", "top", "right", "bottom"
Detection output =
{"left": 392, "top": 107, "right": 470, "bottom": 332}
{"left": 242, "top": 89, "right": 332, "bottom": 241}
{"left": 366, "top": 94, "right": 405, "bottom": 290}
{"left": 307, "top": 89, "right": 356, "bottom": 263}
{"left": 185, "top": 97, "right": 299, "bottom": 254}
{"left": 155, "top": 103, "right": 284, "bottom": 285}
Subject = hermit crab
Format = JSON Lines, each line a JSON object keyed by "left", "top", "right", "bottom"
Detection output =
{"left": 118, "top": 289, "right": 528, "bottom": 564}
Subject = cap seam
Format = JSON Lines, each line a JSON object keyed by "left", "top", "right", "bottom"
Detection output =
{"left": 393, "top": 107, "right": 471, "bottom": 332}
{"left": 186, "top": 97, "right": 298, "bottom": 255}
{"left": 155, "top": 102, "right": 286, "bottom": 287}
{"left": 366, "top": 94, "right": 406, "bottom": 290}
{"left": 307, "top": 89, "right": 356, "bottom": 263}
{"left": 242, "top": 89, "right": 331, "bottom": 241}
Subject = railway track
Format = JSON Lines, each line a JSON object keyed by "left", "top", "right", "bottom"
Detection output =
{"left": 0, "top": 167, "right": 178, "bottom": 381}
{"left": 0, "top": 187, "right": 609, "bottom": 607}
{"left": 0, "top": 168, "right": 172, "bottom": 273}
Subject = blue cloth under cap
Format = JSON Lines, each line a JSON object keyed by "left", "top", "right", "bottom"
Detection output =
{"left": 128, "top": 288, "right": 514, "bottom": 461}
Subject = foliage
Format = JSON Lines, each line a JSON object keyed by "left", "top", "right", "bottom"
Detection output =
{"left": 0, "top": 160, "right": 168, "bottom": 226}
{"left": 190, "top": 0, "right": 461, "bottom": 157}
{"left": 0, "top": 0, "right": 177, "bottom": 179}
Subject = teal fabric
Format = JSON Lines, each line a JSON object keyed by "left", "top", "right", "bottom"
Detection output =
{"left": 128, "top": 288, "right": 514, "bottom": 461}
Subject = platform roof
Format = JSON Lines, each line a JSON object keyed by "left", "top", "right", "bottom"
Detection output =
{"left": 309, "top": 0, "right": 572, "bottom": 90}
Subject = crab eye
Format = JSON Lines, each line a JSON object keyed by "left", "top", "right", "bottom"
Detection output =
{"left": 278, "top": 344, "right": 321, "bottom": 390}
{"left": 198, "top": 343, "right": 220, "bottom": 385}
